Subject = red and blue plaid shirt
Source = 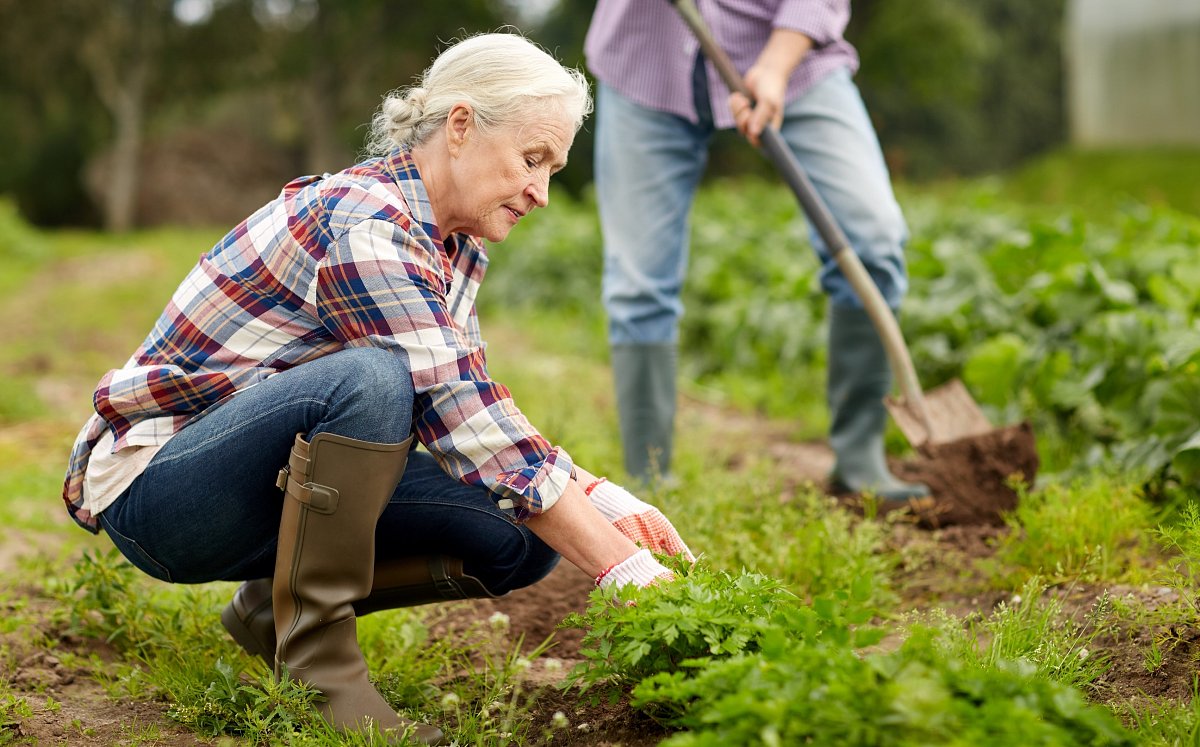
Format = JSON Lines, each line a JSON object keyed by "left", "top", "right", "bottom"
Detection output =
{"left": 62, "top": 149, "right": 574, "bottom": 532}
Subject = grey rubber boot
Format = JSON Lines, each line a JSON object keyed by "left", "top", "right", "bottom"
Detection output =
{"left": 222, "top": 556, "right": 497, "bottom": 670}
{"left": 272, "top": 431, "right": 444, "bottom": 745}
{"left": 827, "top": 306, "right": 930, "bottom": 501}
{"left": 611, "top": 343, "right": 677, "bottom": 483}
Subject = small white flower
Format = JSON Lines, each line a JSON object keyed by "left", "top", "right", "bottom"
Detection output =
{"left": 1011, "top": 594, "right": 1022, "bottom": 604}
{"left": 1078, "top": 648, "right": 1089, "bottom": 660}
{"left": 514, "top": 656, "right": 531, "bottom": 672}
{"left": 440, "top": 692, "right": 461, "bottom": 710}
{"left": 551, "top": 711, "right": 569, "bottom": 729}
{"left": 489, "top": 611, "right": 511, "bottom": 631}
{"left": 543, "top": 658, "right": 563, "bottom": 672}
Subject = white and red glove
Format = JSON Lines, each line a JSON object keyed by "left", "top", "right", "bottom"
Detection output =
{"left": 585, "top": 478, "right": 695, "bottom": 562}
{"left": 596, "top": 549, "right": 674, "bottom": 590}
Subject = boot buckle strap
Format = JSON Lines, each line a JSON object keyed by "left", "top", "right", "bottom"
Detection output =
{"left": 277, "top": 466, "right": 340, "bottom": 513}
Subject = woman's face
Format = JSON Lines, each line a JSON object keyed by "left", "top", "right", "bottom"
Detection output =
{"left": 442, "top": 105, "right": 574, "bottom": 242}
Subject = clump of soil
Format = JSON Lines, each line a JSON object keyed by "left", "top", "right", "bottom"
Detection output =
{"left": 895, "top": 421, "right": 1040, "bottom": 526}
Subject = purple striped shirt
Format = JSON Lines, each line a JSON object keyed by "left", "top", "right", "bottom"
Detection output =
{"left": 585, "top": 0, "right": 859, "bottom": 129}
{"left": 62, "top": 150, "right": 573, "bottom": 532}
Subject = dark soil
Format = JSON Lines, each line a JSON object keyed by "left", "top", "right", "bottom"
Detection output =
{"left": 895, "top": 421, "right": 1040, "bottom": 527}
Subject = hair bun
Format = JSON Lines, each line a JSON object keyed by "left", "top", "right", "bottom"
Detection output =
{"left": 406, "top": 87, "right": 428, "bottom": 117}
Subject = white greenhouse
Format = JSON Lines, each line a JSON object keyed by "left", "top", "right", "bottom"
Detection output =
{"left": 1066, "top": 0, "right": 1200, "bottom": 145}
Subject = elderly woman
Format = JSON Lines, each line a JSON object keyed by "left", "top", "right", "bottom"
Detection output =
{"left": 61, "top": 33, "right": 692, "bottom": 745}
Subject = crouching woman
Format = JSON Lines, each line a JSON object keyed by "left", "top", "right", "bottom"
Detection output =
{"left": 62, "top": 32, "right": 692, "bottom": 746}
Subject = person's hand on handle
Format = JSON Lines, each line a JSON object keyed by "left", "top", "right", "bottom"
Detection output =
{"left": 580, "top": 472, "right": 695, "bottom": 562}
{"left": 728, "top": 28, "right": 813, "bottom": 146}
{"left": 730, "top": 65, "right": 787, "bottom": 146}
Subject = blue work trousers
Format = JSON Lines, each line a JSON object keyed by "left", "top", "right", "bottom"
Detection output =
{"left": 98, "top": 348, "right": 559, "bottom": 591}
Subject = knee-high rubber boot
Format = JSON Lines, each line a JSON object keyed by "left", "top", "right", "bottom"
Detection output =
{"left": 271, "top": 431, "right": 443, "bottom": 745}
{"left": 222, "top": 556, "right": 497, "bottom": 669}
{"left": 611, "top": 343, "right": 677, "bottom": 483}
{"left": 827, "top": 306, "right": 930, "bottom": 501}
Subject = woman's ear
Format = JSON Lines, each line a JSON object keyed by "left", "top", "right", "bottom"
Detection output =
{"left": 445, "top": 103, "right": 474, "bottom": 156}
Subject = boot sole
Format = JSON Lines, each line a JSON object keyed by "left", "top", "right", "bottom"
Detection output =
{"left": 220, "top": 602, "right": 275, "bottom": 666}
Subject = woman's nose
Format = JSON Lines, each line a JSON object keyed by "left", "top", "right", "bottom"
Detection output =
{"left": 526, "top": 172, "right": 550, "bottom": 208}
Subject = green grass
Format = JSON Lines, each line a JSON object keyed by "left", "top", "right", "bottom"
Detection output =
{"left": 992, "top": 477, "right": 1158, "bottom": 586}
{"left": 999, "top": 148, "right": 1200, "bottom": 217}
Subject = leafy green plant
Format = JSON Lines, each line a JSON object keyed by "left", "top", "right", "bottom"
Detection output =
{"left": 0, "top": 692, "right": 33, "bottom": 746}
{"left": 563, "top": 565, "right": 796, "bottom": 693}
{"left": 636, "top": 626, "right": 1134, "bottom": 746}
{"left": 563, "top": 562, "right": 882, "bottom": 699}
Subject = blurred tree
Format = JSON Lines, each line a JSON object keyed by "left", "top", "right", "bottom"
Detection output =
{"left": 78, "top": 0, "right": 177, "bottom": 231}
{"left": 0, "top": 0, "right": 105, "bottom": 226}
{"left": 851, "top": 0, "right": 1067, "bottom": 177}
{"left": 0, "top": 0, "right": 1069, "bottom": 227}
{"left": 250, "top": 0, "right": 510, "bottom": 175}
{"left": 0, "top": 0, "right": 512, "bottom": 229}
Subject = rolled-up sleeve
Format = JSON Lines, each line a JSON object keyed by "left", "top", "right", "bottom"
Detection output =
{"left": 315, "top": 216, "right": 573, "bottom": 520}
{"left": 773, "top": 0, "right": 850, "bottom": 47}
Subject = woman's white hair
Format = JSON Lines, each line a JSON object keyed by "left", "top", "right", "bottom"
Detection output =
{"left": 366, "top": 31, "right": 592, "bottom": 154}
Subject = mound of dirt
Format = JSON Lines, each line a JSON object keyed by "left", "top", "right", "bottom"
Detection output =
{"left": 895, "top": 421, "right": 1040, "bottom": 526}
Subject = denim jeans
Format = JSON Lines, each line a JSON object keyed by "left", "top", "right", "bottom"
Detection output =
{"left": 99, "top": 347, "right": 559, "bottom": 591}
{"left": 594, "top": 63, "right": 909, "bottom": 346}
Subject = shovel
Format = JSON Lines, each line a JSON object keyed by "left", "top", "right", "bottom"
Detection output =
{"left": 666, "top": 0, "right": 995, "bottom": 452}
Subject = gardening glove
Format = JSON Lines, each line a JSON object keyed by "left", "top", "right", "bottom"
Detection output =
{"left": 596, "top": 549, "right": 674, "bottom": 590}
{"left": 585, "top": 478, "right": 696, "bottom": 562}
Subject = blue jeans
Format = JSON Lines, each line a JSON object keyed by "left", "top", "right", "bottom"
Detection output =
{"left": 595, "top": 65, "right": 909, "bottom": 345}
{"left": 99, "top": 348, "right": 559, "bottom": 591}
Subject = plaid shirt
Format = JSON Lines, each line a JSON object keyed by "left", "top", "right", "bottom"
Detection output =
{"left": 62, "top": 149, "right": 574, "bottom": 532}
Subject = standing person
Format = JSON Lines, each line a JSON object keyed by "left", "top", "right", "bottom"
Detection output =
{"left": 61, "top": 33, "right": 692, "bottom": 746}
{"left": 585, "top": 0, "right": 928, "bottom": 500}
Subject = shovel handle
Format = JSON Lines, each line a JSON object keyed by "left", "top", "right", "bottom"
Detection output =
{"left": 667, "top": 0, "right": 935, "bottom": 442}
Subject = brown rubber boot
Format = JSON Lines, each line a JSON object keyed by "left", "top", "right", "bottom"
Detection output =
{"left": 272, "top": 431, "right": 443, "bottom": 745}
{"left": 222, "top": 556, "right": 497, "bottom": 669}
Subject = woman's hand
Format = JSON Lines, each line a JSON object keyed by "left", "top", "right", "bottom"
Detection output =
{"left": 596, "top": 548, "right": 674, "bottom": 589}
{"left": 582, "top": 476, "right": 695, "bottom": 562}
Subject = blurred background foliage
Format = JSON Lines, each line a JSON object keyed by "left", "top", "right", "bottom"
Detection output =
{"left": 0, "top": 0, "right": 1069, "bottom": 230}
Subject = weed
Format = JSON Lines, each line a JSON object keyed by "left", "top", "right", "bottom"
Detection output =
{"left": 1144, "top": 638, "right": 1166, "bottom": 674}
{"left": 997, "top": 478, "right": 1154, "bottom": 584}
{"left": 0, "top": 693, "right": 33, "bottom": 745}
{"left": 164, "top": 658, "right": 321, "bottom": 740}
{"left": 936, "top": 576, "right": 1114, "bottom": 691}
{"left": 1121, "top": 676, "right": 1200, "bottom": 747}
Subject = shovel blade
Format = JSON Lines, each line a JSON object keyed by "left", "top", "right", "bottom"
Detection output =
{"left": 886, "top": 378, "right": 994, "bottom": 449}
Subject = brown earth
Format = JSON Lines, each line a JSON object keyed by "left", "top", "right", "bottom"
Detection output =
{"left": 896, "top": 421, "right": 1041, "bottom": 527}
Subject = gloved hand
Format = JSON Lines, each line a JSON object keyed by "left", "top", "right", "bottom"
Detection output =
{"left": 585, "top": 478, "right": 695, "bottom": 562}
{"left": 596, "top": 548, "right": 674, "bottom": 589}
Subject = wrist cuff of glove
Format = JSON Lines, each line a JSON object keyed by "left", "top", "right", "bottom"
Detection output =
{"left": 588, "top": 479, "right": 649, "bottom": 522}
{"left": 598, "top": 548, "right": 671, "bottom": 589}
